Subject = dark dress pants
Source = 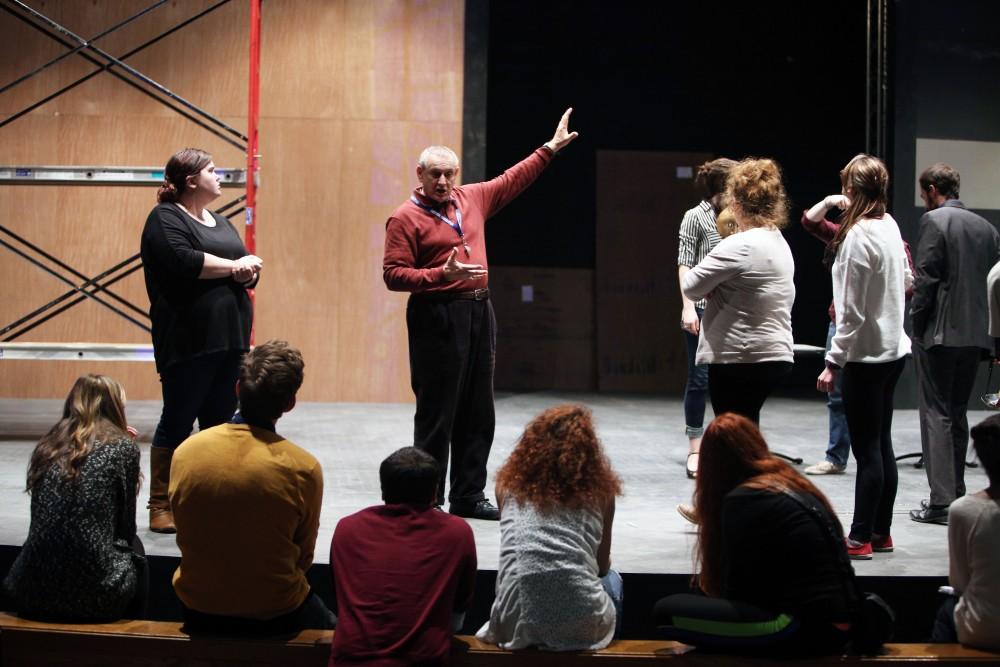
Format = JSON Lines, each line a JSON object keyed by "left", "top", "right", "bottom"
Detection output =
{"left": 182, "top": 591, "right": 336, "bottom": 635}
{"left": 913, "top": 343, "right": 981, "bottom": 506}
{"left": 407, "top": 295, "right": 495, "bottom": 505}
{"left": 843, "top": 357, "right": 905, "bottom": 542}
{"left": 152, "top": 350, "right": 243, "bottom": 450}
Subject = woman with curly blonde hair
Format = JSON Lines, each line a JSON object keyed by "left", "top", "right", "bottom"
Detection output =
{"left": 682, "top": 158, "right": 795, "bottom": 425}
{"left": 476, "top": 404, "right": 624, "bottom": 651}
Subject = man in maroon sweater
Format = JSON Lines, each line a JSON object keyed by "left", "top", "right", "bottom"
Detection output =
{"left": 329, "top": 447, "right": 476, "bottom": 666}
{"left": 382, "top": 109, "right": 578, "bottom": 520}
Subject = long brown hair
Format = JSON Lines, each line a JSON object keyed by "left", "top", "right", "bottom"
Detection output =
{"left": 26, "top": 374, "right": 130, "bottom": 492}
{"left": 496, "top": 404, "right": 623, "bottom": 513}
{"left": 693, "top": 413, "right": 837, "bottom": 596}
{"left": 827, "top": 154, "right": 889, "bottom": 263}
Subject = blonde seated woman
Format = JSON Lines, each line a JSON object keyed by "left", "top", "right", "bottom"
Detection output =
{"left": 476, "top": 405, "right": 624, "bottom": 650}
{"left": 3, "top": 375, "right": 146, "bottom": 621}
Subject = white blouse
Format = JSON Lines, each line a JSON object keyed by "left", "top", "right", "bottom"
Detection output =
{"left": 826, "top": 214, "right": 911, "bottom": 368}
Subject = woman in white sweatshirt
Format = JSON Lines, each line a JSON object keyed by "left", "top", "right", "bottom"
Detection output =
{"left": 814, "top": 154, "right": 912, "bottom": 561}
{"left": 682, "top": 158, "right": 795, "bottom": 426}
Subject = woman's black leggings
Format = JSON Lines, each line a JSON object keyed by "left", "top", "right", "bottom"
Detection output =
{"left": 152, "top": 350, "right": 243, "bottom": 450}
{"left": 708, "top": 361, "right": 792, "bottom": 425}
{"left": 842, "top": 357, "right": 906, "bottom": 543}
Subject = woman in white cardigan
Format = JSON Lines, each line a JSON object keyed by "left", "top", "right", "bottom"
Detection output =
{"left": 815, "top": 154, "right": 911, "bottom": 561}
{"left": 682, "top": 158, "right": 795, "bottom": 426}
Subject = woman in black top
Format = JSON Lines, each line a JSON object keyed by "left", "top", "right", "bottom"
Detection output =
{"left": 654, "top": 412, "right": 859, "bottom": 656}
{"left": 140, "top": 148, "right": 262, "bottom": 533}
{"left": 3, "top": 374, "right": 146, "bottom": 621}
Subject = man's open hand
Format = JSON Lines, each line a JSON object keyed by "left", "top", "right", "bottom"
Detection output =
{"left": 442, "top": 248, "right": 487, "bottom": 282}
{"left": 544, "top": 107, "right": 579, "bottom": 153}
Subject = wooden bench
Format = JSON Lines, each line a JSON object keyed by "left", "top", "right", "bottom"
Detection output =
{"left": 2, "top": 612, "right": 999, "bottom": 666}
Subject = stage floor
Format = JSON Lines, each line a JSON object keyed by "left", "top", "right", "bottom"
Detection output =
{"left": 0, "top": 393, "right": 986, "bottom": 577}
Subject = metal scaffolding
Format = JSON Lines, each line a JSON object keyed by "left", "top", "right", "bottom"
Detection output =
{"left": 0, "top": 0, "right": 262, "bottom": 360}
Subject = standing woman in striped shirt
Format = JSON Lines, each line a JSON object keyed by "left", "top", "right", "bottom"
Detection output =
{"left": 677, "top": 158, "right": 737, "bottom": 479}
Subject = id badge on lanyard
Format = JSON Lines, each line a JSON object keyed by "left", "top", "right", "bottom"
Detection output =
{"left": 410, "top": 195, "right": 470, "bottom": 257}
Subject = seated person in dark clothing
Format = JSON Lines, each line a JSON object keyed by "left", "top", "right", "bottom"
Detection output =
{"left": 329, "top": 447, "right": 476, "bottom": 666}
{"left": 170, "top": 340, "right": 335, "bottom": 635}
{"left": 654, "top": 413, "right": 862, "bottom": 656}
{"left": 4, "top": 374, "right": 146, "bottom": 621}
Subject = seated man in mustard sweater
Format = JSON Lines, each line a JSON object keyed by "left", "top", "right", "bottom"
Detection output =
{"left": 169, "top": 339, "right": 334, "bottom": 634}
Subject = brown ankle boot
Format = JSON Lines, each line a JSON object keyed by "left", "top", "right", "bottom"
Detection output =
{"left": 148, "top": 446, "right": 176, "bottom": 534}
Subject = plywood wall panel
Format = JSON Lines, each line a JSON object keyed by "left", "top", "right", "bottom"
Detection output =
{"left": 0, "top": 360, "right": 159, "bottom": 401}
{"left": 595, "top": 150, "right": 712, "bottom": 394}
{"left": 492, "top": 267, "right": 596, "bottom": 392}
{"left": 1, "top": 0, "right": 463, "bottom": 402}
{"left": 0, "top": 1, "right": 248, "bottom": 118}
{"left": 258, "top": 0, "right": 345, "bottom": 120}
{"left": 342, "top": 0, "right": 463, "bottom": 122}
{"left": 0, "top": 113, "right": 247, "bottom": 166}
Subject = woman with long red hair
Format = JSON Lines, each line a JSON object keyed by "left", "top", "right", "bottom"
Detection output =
{"left": 654, "top": 413, "right": 867, "bottom": 655}
{"left": 476, "top": 405, "right": 624, "bottom": 651}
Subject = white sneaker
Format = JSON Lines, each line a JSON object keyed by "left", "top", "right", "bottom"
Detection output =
{"left": 804, "top": 460, "right": 847, "bottom": 475}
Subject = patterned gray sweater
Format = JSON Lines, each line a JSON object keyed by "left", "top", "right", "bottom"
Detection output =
{"left": 4, "top": 436, "right": 142, "bottom": 621}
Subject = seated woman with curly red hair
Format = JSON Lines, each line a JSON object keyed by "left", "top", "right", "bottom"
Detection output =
{"left": 475, "top": 405, "right": 624, "bottom": 650}
{"left": 654, "top": 413, "right": 879, "bottom": 656}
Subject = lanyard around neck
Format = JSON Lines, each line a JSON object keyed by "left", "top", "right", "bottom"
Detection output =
{"left": 410, "top": 195, "right": 470, "bottom": 257}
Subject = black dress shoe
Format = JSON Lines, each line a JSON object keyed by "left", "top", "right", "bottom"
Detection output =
{"left": 449, "top": 499, "right": 500, "bottom": 521}
{"left": 910, "top": 505, "right": 949, "bottom": 525}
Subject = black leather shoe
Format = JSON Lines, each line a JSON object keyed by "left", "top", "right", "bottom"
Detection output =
{"left": 449, "top": 499, "right": 500, "bottom": 521}
{"left": 910, "top": 505, "right": 949, "bottom": 525}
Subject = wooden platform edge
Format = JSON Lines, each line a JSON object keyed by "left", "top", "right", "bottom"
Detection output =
{"left": 3, "top": 612, "right": 1000, "bottom": 666}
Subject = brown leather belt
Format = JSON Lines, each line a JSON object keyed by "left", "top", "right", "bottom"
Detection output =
{"left": 411, "top": 288, "right": 490, "bottom": 302}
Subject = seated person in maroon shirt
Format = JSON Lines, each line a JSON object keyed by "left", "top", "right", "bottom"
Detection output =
{"left": 329, "top": 447, "right": 477, "bottom": 666}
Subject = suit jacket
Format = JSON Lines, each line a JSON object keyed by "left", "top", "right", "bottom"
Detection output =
{"left": 911, "top": 200, "right": 1000, "bottom": 350}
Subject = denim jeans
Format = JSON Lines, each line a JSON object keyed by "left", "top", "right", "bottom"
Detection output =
{"left": 931, "top": 595, "right": 958, "bottom": 643}
{"left": 601, "top": 568, "right": 624, "bottom": 638}
{"left": 683, "top": 308, "right": 709, "bottom": 438}
{"left": 824, "top": 322, "right": 851, "bottom": 467}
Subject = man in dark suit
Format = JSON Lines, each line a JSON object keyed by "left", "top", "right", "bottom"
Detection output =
{"left": 910, "top": 163, "right": 1000, "bottom": 525}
